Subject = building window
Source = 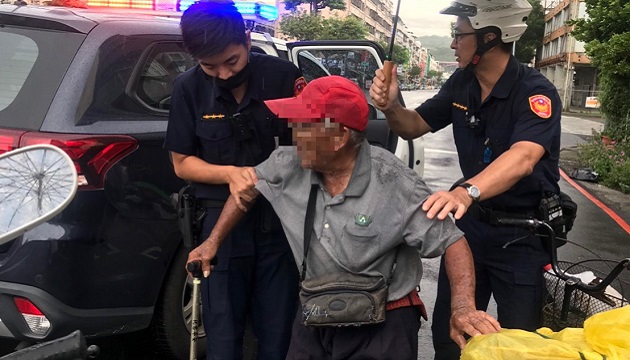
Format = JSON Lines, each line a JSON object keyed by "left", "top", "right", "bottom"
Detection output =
{"left": 351, "top": 0, "right": 363, "bottom": 10}
{"left": 369, "top": 9, "right": 378, "bottom": 21}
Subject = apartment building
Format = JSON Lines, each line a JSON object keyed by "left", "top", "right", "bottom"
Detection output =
{"left": 282, "top": 0, "right": 393, "bottom": 43}
{"left": 537, "top": 0, "right": 598, "bottom": 110}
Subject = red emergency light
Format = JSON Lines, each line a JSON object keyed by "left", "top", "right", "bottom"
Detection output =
{"left": 88, "top": 0, "right": 154, "bottom": 9}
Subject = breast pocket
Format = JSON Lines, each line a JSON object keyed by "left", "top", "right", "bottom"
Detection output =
{"left": 486, "top": 126, "right": 513, "bottom": 160}
{"left": 196, "top": 120, "right": 235, "bottom": 165}
{"left": 335, "top": 223, "right": 382, "bottom": 272}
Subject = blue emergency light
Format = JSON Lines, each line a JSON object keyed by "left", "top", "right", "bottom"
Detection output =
{"left": 176, "top": 0, "right": 278, "bottom": 21}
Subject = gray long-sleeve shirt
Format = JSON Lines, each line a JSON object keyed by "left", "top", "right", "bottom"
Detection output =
{"left": 255, "top": 140, "right": 464, "bottom": 301}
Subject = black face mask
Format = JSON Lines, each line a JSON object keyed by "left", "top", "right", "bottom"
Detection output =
{"left": 214, "top": 63, "right": 251, "bottom": 90}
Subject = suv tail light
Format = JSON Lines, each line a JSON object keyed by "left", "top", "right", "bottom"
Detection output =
{"left": 16, "top": 132, "right": 139, "bottom": 190}
{"left": 13, "top": 297, "right": 51, "bottom": 336}
{"left": 0, "top": 129, "right": 26, "bottom": 154}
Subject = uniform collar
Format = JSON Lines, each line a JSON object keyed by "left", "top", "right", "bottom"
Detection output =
{"left": 309, "top": 139, "right": 371, "bottom": 197}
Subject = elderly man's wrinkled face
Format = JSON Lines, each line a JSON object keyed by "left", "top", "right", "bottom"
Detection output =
{"left": 290, "top": 120, "right": 344, "bottom": 169}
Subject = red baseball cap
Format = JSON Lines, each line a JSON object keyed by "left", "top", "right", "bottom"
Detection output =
{"left": 264, "top": 76, "right": 369, "bottom": 132}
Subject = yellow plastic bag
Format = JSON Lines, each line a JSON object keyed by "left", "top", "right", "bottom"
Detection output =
{"left": 460, "top": 328, "right": 603, "bottom": 360}
{"left": 584, "top": 306, "right": 630, "bottom": 360}
{"left": 460, "top": 306, "right": 630, "bottom": 360}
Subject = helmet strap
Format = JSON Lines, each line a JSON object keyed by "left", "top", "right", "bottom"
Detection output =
{"left": 464, "top": 30, "right": 503, "bottom": 73}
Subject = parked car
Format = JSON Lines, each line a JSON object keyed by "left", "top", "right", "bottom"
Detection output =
{"left": 0, "top": 4, "right": 424, "bottom": 359}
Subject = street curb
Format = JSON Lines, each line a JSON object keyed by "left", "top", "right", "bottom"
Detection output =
{"left": 559, "top": 148, "right": 630, "bottom": 230}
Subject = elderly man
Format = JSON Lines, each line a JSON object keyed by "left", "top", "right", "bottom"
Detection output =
{"left": 188, "top": 76, "right": 500, "bottom": 359}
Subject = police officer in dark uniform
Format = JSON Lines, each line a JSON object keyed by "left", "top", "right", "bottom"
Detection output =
{"left": 164, "top": 2, "right": 305, "bottom": 359}
{"left": 370, "top": 1, "right": 562, "bottom": 359}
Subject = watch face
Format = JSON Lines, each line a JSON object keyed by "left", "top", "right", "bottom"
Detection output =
{"left": 469, "top": 185, "right": 480, "bottom": 198}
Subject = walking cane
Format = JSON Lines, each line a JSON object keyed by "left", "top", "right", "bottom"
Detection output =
{"left": 186, "top": 260, "right": 203, "bottom": 360}
{"left": 377, "top": 0, "right": 403, "bottom": 107}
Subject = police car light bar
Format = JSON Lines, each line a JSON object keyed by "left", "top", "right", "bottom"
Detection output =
{"left": 177, "top": 0, "right": 278, "bottom": 21}
{"left": 89, "top": 0, "right": 153, "bottom": 9}
{"left": 86, "top": 0, "right": 279, "bottom": 22}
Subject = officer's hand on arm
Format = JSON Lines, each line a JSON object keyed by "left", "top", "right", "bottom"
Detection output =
{"left": 226, "top": 166, "right": 258, "bottom": 212}
{"left": 186, "top": 191, "right": 259, "bottom": 278}
{"left": 443, "top": 238, "right": 501, "bottom": 349}
{"left": 422, "top": 186, "right": 473, "bottom": 220}
{"left": 171, "top": 153, "right": 256, "bottom": 210}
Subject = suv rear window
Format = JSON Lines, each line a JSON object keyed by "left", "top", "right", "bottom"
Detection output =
{"left": 0, "top": 33, "right": 37, "bottom": 111}
{"left": 0, "top": 27, "right": 84, "bottom": 130}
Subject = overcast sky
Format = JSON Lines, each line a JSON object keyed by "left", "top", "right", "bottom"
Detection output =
{"left": 398, "top": 0, "right": 455, "bottom": 37}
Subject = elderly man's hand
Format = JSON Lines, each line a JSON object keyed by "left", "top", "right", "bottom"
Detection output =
{"left": 449, "top": 307, "right": 501, "bottom": 349}
{"left": 422, "top": 187, "right": 473, "bottom": 220}
{"left": 187, "top": 239, "right": 219, "bottom": 278}
{"left": 226, "top": 166, "right": 258, "bottom": 211}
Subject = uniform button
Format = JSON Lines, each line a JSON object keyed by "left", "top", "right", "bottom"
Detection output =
{"left": 324, "top": 223, "right": 330, "bottom": 229}
{"left": 325, "top": 205, "right": 331, "bottom": 209}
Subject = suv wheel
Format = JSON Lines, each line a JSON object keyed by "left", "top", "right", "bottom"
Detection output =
{"left": 152, "top": 245, "right": 206, "bottom": 359}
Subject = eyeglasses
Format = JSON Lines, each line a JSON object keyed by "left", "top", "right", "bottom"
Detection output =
{"left": 452, "top": 32, "right": 476, "bottom": 43}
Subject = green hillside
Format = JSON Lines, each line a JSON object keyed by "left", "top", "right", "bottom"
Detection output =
{"left": 416, "top": 36, "right": 454, "bottom": 62}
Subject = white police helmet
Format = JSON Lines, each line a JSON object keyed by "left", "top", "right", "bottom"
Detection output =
{"left": 441, "top": 0, "right": 533, "bottom": 43}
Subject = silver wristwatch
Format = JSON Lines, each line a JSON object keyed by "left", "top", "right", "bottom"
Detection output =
{"left": 459, "top": 182, "right": 480, "bottom": 202}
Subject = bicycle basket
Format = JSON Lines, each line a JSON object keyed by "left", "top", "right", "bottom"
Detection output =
{"left": 542, "top": 260, "right": 629, "bottom": 331}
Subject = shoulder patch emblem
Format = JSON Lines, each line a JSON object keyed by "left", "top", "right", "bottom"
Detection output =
{"left": 294, "top": 76, "right": 307, "bottom": 96}
{"left": 529, "top": 95, "right": 552, "bottom": 119}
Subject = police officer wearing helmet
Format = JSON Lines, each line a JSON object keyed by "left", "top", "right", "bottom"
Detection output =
{"left": 369, "top": 0, "right": 561, "bottom": 359}
{"left": 164, "top": 1, "right": 305, "bottom": 359}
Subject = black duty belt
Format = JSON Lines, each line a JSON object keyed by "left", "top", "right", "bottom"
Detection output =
{"left": 468, "top": 205, "right": 538, "bottom": 226}
{"left": 199, "top": 199, "right": 226, "bottom": 208}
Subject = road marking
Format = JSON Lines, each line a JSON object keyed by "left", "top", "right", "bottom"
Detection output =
{"left": 560, "top": 169, "right": 630, "bottom": 235}
{"left": 425, "top": 148, "right": 458, "bottom": 155}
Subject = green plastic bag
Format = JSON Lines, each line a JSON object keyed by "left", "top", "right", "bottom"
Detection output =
{"left": 461, "top": 306, "right": 630, "bottom": 360}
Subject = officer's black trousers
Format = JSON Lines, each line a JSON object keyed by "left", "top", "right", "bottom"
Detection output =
{"left": 200, "top": 209, "right": 299, "bottom": 360}
{"left": 431, "top": 215, "right": 551, "bottom": 360}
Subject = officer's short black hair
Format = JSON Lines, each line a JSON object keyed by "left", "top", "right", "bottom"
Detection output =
{"left": 180, "top": 1, "right": 248, "bottom": 59}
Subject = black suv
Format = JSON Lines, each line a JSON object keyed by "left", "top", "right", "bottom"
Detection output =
{"left": 0, "top": 4, "right": 422, "bottom": 359}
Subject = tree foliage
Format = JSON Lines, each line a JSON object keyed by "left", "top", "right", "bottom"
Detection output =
{"left": 408, "top": 64, "right": 422, "bottom": 80}
{"left": 427, "top": 69, "right": 443, "bottom": 82}
{"left": 279, "top": 12, "right": 323, "bottom": 40}
{"left": 283, "top": 0, "right": 346, "bottom": 13}
{"left": 280, "top": 13, "right": 368, "bottom": 40}
{"left": 322, "top": 16, "right": 368, "bottom": 40}
{"left": 514, "top": 0, "right": 545, "bottom": 63}
{"left": 378, "top": 42, "right": 410, "bottom": 65}
{"left": 571, "top": 0, "right": 630, "bottom": 138}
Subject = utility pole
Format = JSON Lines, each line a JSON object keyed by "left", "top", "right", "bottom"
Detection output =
{"left": 562, "top": 0, "right": 576, "bottom": 111}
